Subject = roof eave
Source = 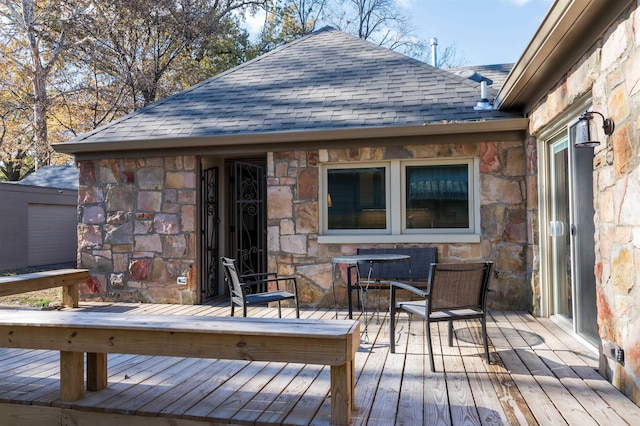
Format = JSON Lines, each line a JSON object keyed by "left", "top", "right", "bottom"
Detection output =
{"left": 53, "top": 118, "right": 529, "bottom": 156}
{"left": 496, "top": 0, "right": 635, "bottom": 114}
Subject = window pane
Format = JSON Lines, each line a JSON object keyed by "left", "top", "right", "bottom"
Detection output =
{"left": 327, "top": 167, "right": 386, "bottom": 230}
{"left": 406, "top": 164, "right": 469, "bottom": 229}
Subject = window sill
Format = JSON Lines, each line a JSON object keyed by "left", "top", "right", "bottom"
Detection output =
{"left": 317, "top": 234, "right": 481, "bottom": 244}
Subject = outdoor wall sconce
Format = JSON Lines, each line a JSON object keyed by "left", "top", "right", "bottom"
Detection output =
{"left": 574, "top": 110, "right": 615, "bottom": 148}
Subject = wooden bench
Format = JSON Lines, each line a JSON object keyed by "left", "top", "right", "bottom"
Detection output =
{"left": 348, "top": 247, "right": 437, "bottom": 318}
{"left": 0, "top": 310, "right": 360, "bottom": 425}
{"left": 0, "top": 269, "right": 88, "bottom": 308}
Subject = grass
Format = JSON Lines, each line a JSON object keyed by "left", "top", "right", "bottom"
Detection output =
{"left": 0, "top": 287, "right": 62, "bottom": 308}
{"left": 0, "top": 263, "right": 73, "bottom": 308}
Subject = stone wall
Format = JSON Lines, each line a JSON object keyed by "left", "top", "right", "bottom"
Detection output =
{"left": 267, "top": 141, "right": 532, "bottom": 311}
{"left": 74, "top": 141, "right": 532, "bottom": 311}
{"left": 527, "top": 4, "right": 640, "bottom": 404}
{"left": 77, "top": 156, "right": 198, "bottom": 304}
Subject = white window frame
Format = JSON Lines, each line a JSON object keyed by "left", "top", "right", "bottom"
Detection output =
{"left": 318, "top": 158, "right": 481, "bottom": 244}
{"left": 401, "top": 158, "right": 477, "bottom": 235}
{"left": 321, "top": 162, "right": 391, "bottom": 235}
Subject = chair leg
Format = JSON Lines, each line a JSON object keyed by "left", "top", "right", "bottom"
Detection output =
{"left": 426, "top": 320, "right": 436, "bottom": 372}
{"left": 390, "top": 306, "right": 396, "bottom": 354}
{"left": 295, "top": 300, "right": 300, "bottom": 318}
{"left": 482, "top": 316, "right": 490, "bottom": 364}
{"left": 277, "top": 301, "right": 282, "bottom": 318}
{"left": 230, "top": 303, "right": 235, "bottom": 317}
{"left": 243, "top": 303, "right": 248, "bottom": 317}
{"left": 448, "top": 320, "right": 454, "bottom": 347}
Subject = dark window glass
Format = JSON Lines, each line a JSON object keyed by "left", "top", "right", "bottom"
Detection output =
{"left": 405, "top": 164, "right": 469, "bottom": 229}
{"left": 327, "top": 167, "right": 386, "bottom": 230}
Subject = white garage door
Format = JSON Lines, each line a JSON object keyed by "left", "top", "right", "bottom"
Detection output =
{"left": 28, "top": 204, "right": 77, "bottom": 266}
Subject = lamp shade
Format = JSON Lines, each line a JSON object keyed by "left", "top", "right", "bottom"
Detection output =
{"left": 574, "top": 113, "right": 600, "bottom": 148}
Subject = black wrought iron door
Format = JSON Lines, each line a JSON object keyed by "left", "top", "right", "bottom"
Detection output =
{"left": 200, "top": 166, "right": 220, "bottom": 301}
{"left": 229, "top": 160, "right": 267, "bottom": 282}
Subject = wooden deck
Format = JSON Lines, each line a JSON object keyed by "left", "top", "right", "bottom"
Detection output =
{"left": 1, "top": 301, "right": 639, "bottom": 425}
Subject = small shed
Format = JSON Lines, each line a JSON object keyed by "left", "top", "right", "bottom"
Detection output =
{"left": 0, "top": 165, "right": 79, "bottom": 270}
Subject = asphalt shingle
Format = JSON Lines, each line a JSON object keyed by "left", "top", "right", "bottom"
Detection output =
{"left": 72, "top": 27, "right": 521, "bottom": 144}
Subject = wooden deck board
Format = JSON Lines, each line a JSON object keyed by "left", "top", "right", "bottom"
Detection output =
{"left": 458, "top": 320, "right": 511, "bottom": 426}
{"left": 488, "top": 312, "right": 569, "bottom": 425}
{"left": 346, "top": 312, "right": 390, "bottom": 426}
{"left": 395, "top": 316, "right": 425, "bottom": 426}
{"left": 440, "top": 321, "right": 482, "bottom": 426}
{"left": 365, "top": 311, "right": 404, "bottom": 426}
{"left": 229, "top": 362, "right": 300, "bottom": 425}
{"left": 0, "top": 302, "right": 638, "bottom": 425}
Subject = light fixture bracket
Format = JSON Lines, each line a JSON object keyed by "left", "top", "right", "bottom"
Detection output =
{"left": 581, "top": 111, "right": 614, "bottom": 135}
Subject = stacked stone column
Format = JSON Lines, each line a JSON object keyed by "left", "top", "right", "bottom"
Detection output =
{"left": 77, "top": 156, "right": 197, "bottom": 303}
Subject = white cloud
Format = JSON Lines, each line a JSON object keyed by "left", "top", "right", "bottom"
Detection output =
{"left": 240, "top": 10, "right": 266, "bottom": 38}
{"left": 395, "top": 0, "right": 415, "bottom": 10}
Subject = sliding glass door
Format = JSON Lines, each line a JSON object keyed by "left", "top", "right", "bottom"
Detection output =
{"left": 547, "top": 124, "right": 599, "bottom": 345}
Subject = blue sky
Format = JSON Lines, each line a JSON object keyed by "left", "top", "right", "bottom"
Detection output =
{"left": 406, "top": 0, "right": 553, "bottom": 66}
{"left": 244, "top": 0, "right": 553, "bottom": 67}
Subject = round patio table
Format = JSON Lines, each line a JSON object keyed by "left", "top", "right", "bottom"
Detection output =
{"left": 332, "top": 254, "right": 410, "bottom": 342}
{"left": 331, "top": 254, "right": 410, "bottom": 318}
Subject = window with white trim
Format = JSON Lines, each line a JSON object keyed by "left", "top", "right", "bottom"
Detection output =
{"left": 320, "top": 158, "right": 480, "bottom": 243}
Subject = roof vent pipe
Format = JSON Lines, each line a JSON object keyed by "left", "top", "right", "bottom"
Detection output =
{"left": 430, "top": 37, "right": 438, "bottom": 67}
{"left": 474, "top": 80, "right": 494, "bottom": 110}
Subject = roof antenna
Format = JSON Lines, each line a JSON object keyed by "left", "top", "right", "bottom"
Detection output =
{"left": 430, "top": 37, "right": 438, "bottom": 67}
{"left": 474, "top": 80, "right": 494, "bottom": 110}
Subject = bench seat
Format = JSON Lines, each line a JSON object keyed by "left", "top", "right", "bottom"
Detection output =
{"left": 0, "top": 310, "right": 360, "bottom": 425}
{"left": 0, "top": 269, "right": 88, "bottom": 308}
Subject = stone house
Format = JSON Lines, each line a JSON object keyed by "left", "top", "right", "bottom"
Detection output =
{"left": 53, "top": 0, "right": 640, "bottom": 404}
{"left": 493, "top": 0, "right": 640, "bottom": 405}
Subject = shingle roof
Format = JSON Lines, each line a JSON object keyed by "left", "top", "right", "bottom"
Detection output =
{"left": 16, "top": 165, "right": 78, "bottom": 190}
{"left": 448, "top": 64, "right": 514, "bottom": 92}
{"left": 70, "top": 27, "right": 521, "bottom": 145}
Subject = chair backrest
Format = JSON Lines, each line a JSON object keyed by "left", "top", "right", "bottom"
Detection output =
{"left": 427, "top": 261, "right": 493, "bottom": 313}
{"left": 220, "top": 257, "right": 245, "bottom": 299}
{"left": 356, "top": 247, "right": 437, "bottom": 281}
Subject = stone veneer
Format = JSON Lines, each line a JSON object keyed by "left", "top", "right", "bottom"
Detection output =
{"left": 77, "top": 156, "right": 198, "bottom": 304}
{"left": 266, "top": 141, "right": 532, "bottom": 312}
{"left": 527, "top": 4, "right": 640, "bottom": 404}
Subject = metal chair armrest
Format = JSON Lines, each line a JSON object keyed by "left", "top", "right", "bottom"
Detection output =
{"left": 244, "top": 275, "right": 297, "bottom": 292}
{"left": 390, "top": 280, "right": 429, "bottom": 298}
{"left": 241, "top": 272, "right": 278, "bottom": 280}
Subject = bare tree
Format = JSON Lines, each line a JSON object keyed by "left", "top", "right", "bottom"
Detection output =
{"left": 83, "top": 0, "right": 268, "bottom": 110}
{"left": 291, "top": 0, "right": 328, "bottom": 34}
{"left": 258, "top": 0, "right": 466, "bottom": 66}
{"left": 0, "top": 0, "right": 92, "bottom": 168}
{"left": 328, "top": 0, "right": 414, "bottom": 48}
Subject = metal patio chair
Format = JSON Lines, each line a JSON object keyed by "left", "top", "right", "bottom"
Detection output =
{"left": 220, "top": 257, "right": 300, "bottom": 318}
{"left": 390, "top": 261, "right": 493, "bottom": 372}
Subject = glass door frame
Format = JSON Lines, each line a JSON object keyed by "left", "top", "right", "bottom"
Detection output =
{"left": 537, "top": 97, "right": 600, "bottom": 347}
{"left": 549, "top": 136, "right": 573, "bottom": 321}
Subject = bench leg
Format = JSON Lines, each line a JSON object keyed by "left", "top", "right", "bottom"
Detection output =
{"left": 330, "top": 361, "right": 353, "bottom": 425}
{"left": 62, "top": 283, "right": 79, "bottom": 308}
{"left": 60, "top": 351, "right": 84, "bottom": 401}
{"left": 87, "top": 352, "right": 108, "bottom": 391}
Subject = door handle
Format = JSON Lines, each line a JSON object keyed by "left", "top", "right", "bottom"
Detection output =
{"left": 549, "top": 221, "right": 564, "bottom": 237}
